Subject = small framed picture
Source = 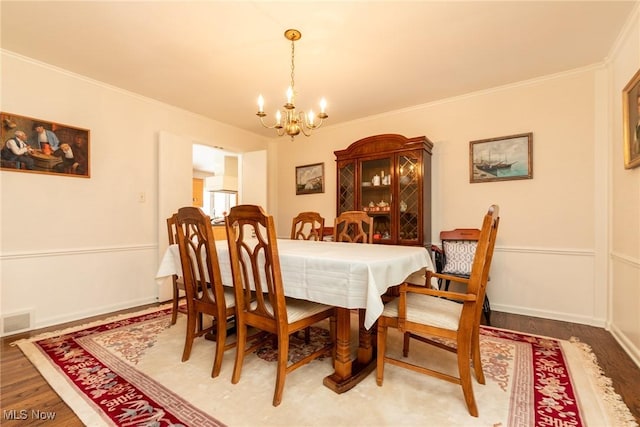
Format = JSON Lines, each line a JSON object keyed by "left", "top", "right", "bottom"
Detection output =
{"left": 622, "top": 69, "right": 640, "bottom": 169}
{"left": 296, "top": 162, "right": 324, "bottom": 195}
{"left": 470, "top": 133, "right": 533, "bottom": 183}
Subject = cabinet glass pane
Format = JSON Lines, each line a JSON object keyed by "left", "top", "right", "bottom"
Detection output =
{"left": 372, "top": 214, "right": 392, "bottom": 240}
{"left": 361, "top": 157, "right": 392, "bottom": 242}
{"left": 361, "top": 157, "right": 392, "bottom": 211}
{"left": 399, "top": 155, "right": 419, "bottom": 241}
{"left": 338, "top": 163, "right": 355, "bottom": 214}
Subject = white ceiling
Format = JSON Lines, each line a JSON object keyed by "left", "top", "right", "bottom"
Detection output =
{"left": 1, "top": 1, "right": 635, "bottom": 143}
{"left": 192, "top": 144, "right": 224, "bottom": 174}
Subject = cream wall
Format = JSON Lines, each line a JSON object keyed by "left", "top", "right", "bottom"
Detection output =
{"left": 272, "top": 69, "right": 602, "bottom": 329}
{"left": 0, "top": 51, "right": 267, "bottom": 332}
{"left": 608, "top": 7, "right": 640, "bottom": 367}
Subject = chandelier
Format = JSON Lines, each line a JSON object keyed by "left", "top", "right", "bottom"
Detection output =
{"left": 256, "top": 29, "right": 328, "bottom": 140}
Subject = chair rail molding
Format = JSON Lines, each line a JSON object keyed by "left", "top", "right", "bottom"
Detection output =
{"left": 610, "top": 251, "right": 640, "bottom": 268}
{"left": 494, "top": 245, "right": 594, "bottom": 257}
{"left": 0, "top": 244, "right": 157, "bottom": 260}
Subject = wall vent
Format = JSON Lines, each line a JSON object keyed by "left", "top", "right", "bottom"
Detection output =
{"left": 2, "top": 311, "right": 33, "bottom": 336}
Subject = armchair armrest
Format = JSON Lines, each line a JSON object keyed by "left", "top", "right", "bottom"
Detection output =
{"left": 401, "top": 282, "right": 477, "bottom": 302}
{"left": 426, "top": 270, "right": 470, "bottom": 285}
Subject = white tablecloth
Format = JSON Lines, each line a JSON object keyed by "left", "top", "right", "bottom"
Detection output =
{"left": 155, "top": 239, "right": 434, "bottom": 329}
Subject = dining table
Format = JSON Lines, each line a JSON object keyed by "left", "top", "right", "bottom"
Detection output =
{"left": 155, "top": 238, "right": 435, "bottom": 393}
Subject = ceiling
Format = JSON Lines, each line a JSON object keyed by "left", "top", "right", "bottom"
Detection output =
{"left": 192, "top": 143, "right": 230, "bottom": 174}
{"left": 1, "top": 1, "right": 635, "bottom": 143}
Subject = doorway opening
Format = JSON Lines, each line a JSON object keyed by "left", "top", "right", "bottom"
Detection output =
{"left": 192, "top": 144, "right": 239, "bottom": 221}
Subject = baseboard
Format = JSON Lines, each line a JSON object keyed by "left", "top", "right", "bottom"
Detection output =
{"left": 491, "top": 303, "right": 607, "bottom": 328}
{"left": 1, "top": 297, "right": 158, "bottom": 337}
{"left": 1, "top": 310, "right": 34, "bottom": 336}
{"left": 609, "top": 323, "right": 640, "bottom": 369}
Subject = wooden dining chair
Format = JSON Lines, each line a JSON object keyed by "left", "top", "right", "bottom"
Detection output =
{"left": 432, "top": 228, "right": 492, "bottom": 325}
{"left": 376, "top": 205, "right": 499, "bottom": 417}
{"left": 175, "top": 206, "right": 236, "bottom": 378}
{"left": 225, "top": 204, "right": 336, "bottom": 406}
{"left": 166, "top": 213, "right": 186, "bottom": 325}
{"left": 333, "top": 210, "right": 373, "bottom": 243}
{"left": 290, "top": 211, "right": 325, "bottom": 241}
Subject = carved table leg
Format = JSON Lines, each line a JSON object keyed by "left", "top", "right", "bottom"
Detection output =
{"left": 323, "top": 307, "right": 377, "bottom": 394}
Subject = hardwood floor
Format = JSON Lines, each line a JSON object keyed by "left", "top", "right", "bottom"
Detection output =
{"left": 1, "top": 307, "right": 639, "bottom": 425}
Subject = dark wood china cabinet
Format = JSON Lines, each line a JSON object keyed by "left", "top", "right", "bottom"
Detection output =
{"left": 334, "top": 134, "right": 433, "bottom": 248}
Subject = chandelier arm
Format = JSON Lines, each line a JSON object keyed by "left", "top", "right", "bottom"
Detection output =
{"left": 308, "top": 118, "right": 324, "bottom": 130}
{"left": 258, "top": 115, "right": 284, "bottom": 130}
{"left": 299, "top": 125, "right": 311, "bottom": 137}
{"left": 297, "top": 111, "right": 326, "bottom": 132}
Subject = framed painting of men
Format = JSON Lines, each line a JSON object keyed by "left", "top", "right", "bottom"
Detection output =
{"left": 0, "top": 112, "right": 90, "bottom": 178}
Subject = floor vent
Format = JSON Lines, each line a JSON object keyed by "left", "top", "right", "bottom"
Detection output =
{"left": 2, "top": 311, "right": 33, "bottom": 336}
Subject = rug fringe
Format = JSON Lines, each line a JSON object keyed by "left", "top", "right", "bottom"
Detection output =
{"left": 10, "top": 304, "right": 171, "bottom": 347}
{"left": 569, "top": 336, "right": 638, "bottom": 427}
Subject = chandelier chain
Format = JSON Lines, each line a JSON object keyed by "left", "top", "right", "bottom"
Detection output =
{"left": 290, "top": 38, "right": 296, "bottom": 101}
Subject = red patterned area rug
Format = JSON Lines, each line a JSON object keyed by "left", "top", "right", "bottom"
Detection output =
{"left": 14, "top": 305, "right": 637, "bottom": 427}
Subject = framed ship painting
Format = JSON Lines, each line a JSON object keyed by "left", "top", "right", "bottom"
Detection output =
{"left": 623, "top": 69, "right": 640, "bottom": 169}
{"left": 470, "top": 133, "right": 533, "bottom": 183}
{"left": 296, "top": 162, "right": 324, "bottom": 195}
{"left": 0, "top": 112, "right": 90, "bottom": 178}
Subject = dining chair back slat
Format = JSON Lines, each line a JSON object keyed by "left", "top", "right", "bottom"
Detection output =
{"left": 333, "top": 211, "right": 373, "bottom": 243}
{"left": 166, "top": 213, "right": 186, "bottom": 325}
{"left": 291, "top": 211, "right": 325, "bottom": 241}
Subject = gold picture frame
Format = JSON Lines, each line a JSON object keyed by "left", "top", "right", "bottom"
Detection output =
{"left": 296, "top": 162, "right": 324, "bottom": 195}
{"left": 1, "top": 112, "right": 90, "bottom": 177}
{"left": 470, "top": 133, "right": 533, "bottom": 183}
{"left": 622, "top": 69, "right": 640, "bottom": 169}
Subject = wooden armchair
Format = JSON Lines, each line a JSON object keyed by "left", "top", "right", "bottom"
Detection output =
{"left": 225, "top": 205, "right": 335, "bottom": 406}
{"left": 175, "top": 207, "right": 236, "bottom": 378}
{"left": 376, "top": 205, "right": 499, "bottom": 417}
{"left": 333, "top": 211, "right": 373, "bottom": 243}
{"left": 432, "top": 228, "right": 492, "bottom": 325}
{"left": 290, "top": 211, "right": 325, "bottom": 241}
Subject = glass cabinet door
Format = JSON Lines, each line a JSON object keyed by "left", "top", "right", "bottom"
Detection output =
{"left": 361, "top": 157, "right": 392, "bottom": 241}
{"left": 337, "top": 161, "right": 356, "bottom": 214}
{"left": 398, "top": 153, "right": 420, "bottom": 243}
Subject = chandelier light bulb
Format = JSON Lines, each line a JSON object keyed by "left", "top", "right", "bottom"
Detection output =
{"left": 286, "top": 87, "right": 293, "bottom": 105}
{"left": 257, "top": 95, "right": 264, "bottom": 113}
